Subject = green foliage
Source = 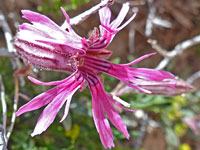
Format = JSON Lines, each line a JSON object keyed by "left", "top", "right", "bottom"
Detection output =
{"left": 37, "top": 0, "right": 90, "bottom": 14}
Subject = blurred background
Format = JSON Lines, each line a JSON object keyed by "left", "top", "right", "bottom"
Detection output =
{"left": 0, "top": 0, "right": 200, "bottom": 150}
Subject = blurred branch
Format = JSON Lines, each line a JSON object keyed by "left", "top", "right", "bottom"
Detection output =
{"left": 148, "top": 34, "right": 200, "bottom": 70}
{"left": 19, "top": 93, "right": 31, "bottom": 102}
{"left": 0, "top": 75, "right": 7, "bottom": 145}
{"left": 0, "top": 125, "right": 7, "bottom": 150}
{"left": 145, "top": 0, "right": 171, "bottom": 37}
{"left": 61, "top": 0, "right": 114, "bottom": 28}
{"left": 145, "top": 0, "right": 155, "bottom": 37}
{"left": 129, "top": 22, "right": 136, "bottom": 54}
{"left": 0, "top": 6, "right": 25, "bottom": 86}
{"left": 6, "top": 75, "right": 19, "bottom": 142}
{"left": 0, "top": 10, "right": 15, "bottom": 54}
{"left": 133, "top": 113, "right": 149, "bottom": 149}
{"left": 186, "top": 70, "right": 200, "bottom": 84}
{"left": 0, "top": 48, "right": 16, "bottom": 57}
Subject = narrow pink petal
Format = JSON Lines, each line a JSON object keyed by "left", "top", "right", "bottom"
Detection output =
{"left": 60, "top": 7, "right": 70, "bottom": 24}
{"left": 31, "top": 78, "right": 82, "bottom": 136}
{"left": 109, "top": 97, "right": 136, "bottom": 112}
{"left": 27, "top": 72, "right": 76, "bottom": 86}
{"left": 117, "top": 13, "right": 137, "bottom": 31}
{"left": 89, "top": 80, "right": 132, "bottom": 148}
{"left": 27, "top": 76, "right": 66, "bottom": 86}
{"left": 21, "top": 10, "right": 61, "bottom": 30}
{"left": 59, "top": 85, "right": 80, "bottom": 122}
{"left": 95, "top": 83, "right": 130, "bottom": 139}
{"left": 14, "top": 38, "right": 75, "bottom": 72}
{"left": 130, "top": 68, "right": 175, "bottom": 81}
{"left": 90, "top": 85, "right": 114, "bottom": 149}
{"left": 16, "top": 84, "right": 66, "bottom": 116}
{"left": 99, "top": 7, "right": 111, "bottom": 26}
{"left": 19, "top": 10, "right": 83, "bottom": 56}
{"left": 21, "top": 10, "right": 72, "bottom": 42}
{"left": 16, "top": 73, "right": 79, "bottom": 116}
{"left": 122, "top": 80, "right": 152, "bottom": 94}
{"left": 35, "top": 40, "right": 85, "bottom": 55}
{"left": 123, "top": 53, "right": 157, "bottom": 66}
{"left": 31, "top": 89, "right": 69, "bottom": 136}
{"left": 110, "top": 2, "right": 130, "bottom": 29}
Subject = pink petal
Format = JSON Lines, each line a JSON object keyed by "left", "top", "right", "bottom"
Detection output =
{"left": 90, "top": 84, "right": 114, "bottom": 149}
{"left": 16, "top": 84, "right": 66, "bottom": 116}
{"left": 14, "top": 38, "right": 75, "bottom": 72}
{"left": 27, "top": 72, "right": 77, "bottom": 86}
{"left": 123, "top": 53, "right": 157, "bottom": 66}
{"left": 117, "top": 13, "right": 137, "bottom": 31}
{"left": 99, "top": 7, "right": 111, "bottom": 26}
{"left": 59, "top": 85, "right": 80, "bottom": 122}
{"left": 110, "top": 2, "right": 130, "bottom": 30}
{"left": 31, "top": 89, "right": 69, "bottom": 136}
{"left": 88, "top": 79, "right": 132, "bottom": 148}
{"left": 31, "top": 80, "right": 82, "bottom": 136}
{"left": 16, "top": 73, "right": 79, "bottom": 116}
{"left": 129, "top": 68, "right": 175, "bottom": 81}
{"left": 17, "top": 10, "right": 83, "bottom": 57}
{"left": 94, "top": 83, "right": 130, "bottom": 139}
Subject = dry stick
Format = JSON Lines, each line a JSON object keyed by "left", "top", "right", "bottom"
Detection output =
{"left": 6, "top": 76, "right": 19, "bottom": 141}
{"left": 0, "top": 7, "right": 24, "bottom": 143}
{"left": 186, "top": 70, "right": 200, "bottom": 84}
{"left": 0, "top": 7, "right": 25, "bottom": 85}
{"left": 128, "top": 23, "right": 136, "bottom": 54}
{"left": 0, "top": 48, "right": 16, "bottom": 57}
{"left": 149, "top": 34, "right": 200, "bottom": 70}
{"left": 0, "top": 125, "right": 7, "bottom": 150}
{"left": 0, "top": 75, "right": 7, "bottom": 144}
{"left": 0, "top": 10, "right": 15, "bottom": 54}
{"left": 145, "top": 0, "right": 155, "bottom": 37}
{"left": 61, "top": 0, "right": 114, "bottom": 28}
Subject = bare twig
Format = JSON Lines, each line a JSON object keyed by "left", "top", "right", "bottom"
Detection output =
{"left": 0, "top": 48, "right": 16, "bottom": 57}
{"left": 0, "top": 125, "right": 7, "bottom": 150}
{"left": 167, "top": 34, "right": 200, "bottom": 58}
{"left": 186, "top": 70, "right": 200, "bottom": 84}
{"left": 148, "top": 34, "right": 200, "bottom": 70}
{"left": 152, "top": 16, "right": 172, "bottom": 28}
{"left": 61, "top": 0, "right": 114, "bottom": 28}
{"left": 128, "top": 23, "right": 136, "bottom": 54}
{"left": 133, "top": 113, "right": 149, "bottom": 149}
{"left": 145, "top": 0, "right": 171, "bottom": 37}
{"left": 0, "top": 75, "right": 7, "bottom": 144}
{"left": 145, "top": 0, "right": 156, "bottom": 37}
{"left": 6, "top": 76, "right": 19, "bottom": 142}
{"left": 19, "top": 93, "right": 31, "bottom": 102}
{"left": 147, "top": 39, "right": 170, "bottom": 58}
{"left": 0, "top": 10, "right": 15, "bottom": 54}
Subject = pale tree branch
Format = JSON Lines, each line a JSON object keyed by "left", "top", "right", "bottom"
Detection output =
{"left": 0, "top": 75, "right": 7, "bottom": 145}
{"left": 0, "top": 125, "right": 7, "bottom": 150}
{"left": 0, "top": 48, "right": 16, "bottom": 57}
{"left": 61, "top": 0, "right": 114, "bottom": 28}
{"left": 186, "top": 70, "right": 200, "bottom": 84}
{"left": 6, "top": 76, "right": 19, "bottom": 142}
{"left": 0, "top": 10, "right": 15, "bottom": 54}
{"left": 145, "top": 0, "right": 171, "bottom": 37}
{"left": 148, "top": 34, "right": 200, "bottom": 70}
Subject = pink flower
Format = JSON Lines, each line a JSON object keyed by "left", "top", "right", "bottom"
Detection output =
{"left": 15, "top": 2, "right": 176, "bottom": 149}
